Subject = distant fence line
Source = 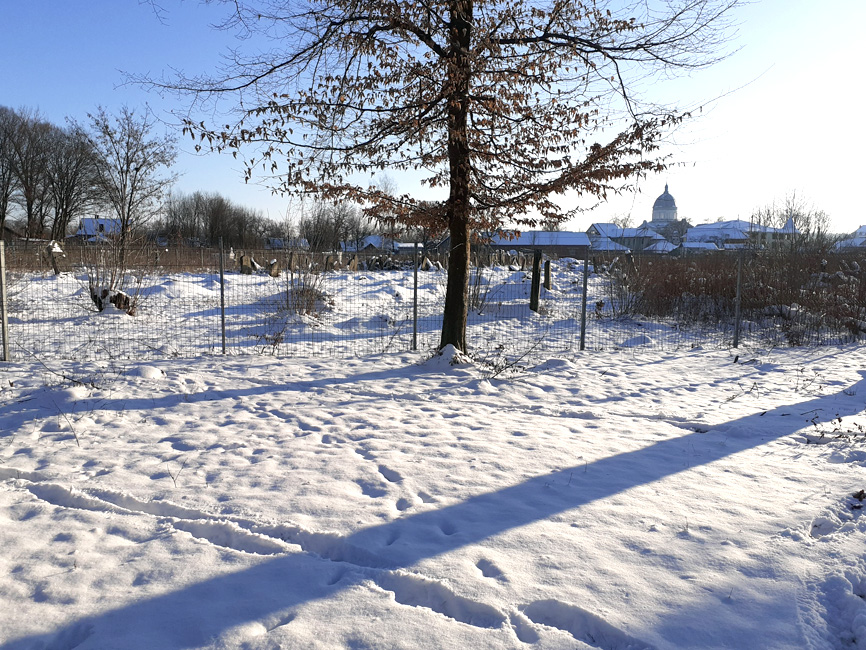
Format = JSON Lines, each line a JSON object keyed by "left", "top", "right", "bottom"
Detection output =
{"left": 0, "top": 240, "right": 863, "bottom": 364}
{"left": 0, "top": 240, "right": 556, "bottom": 275}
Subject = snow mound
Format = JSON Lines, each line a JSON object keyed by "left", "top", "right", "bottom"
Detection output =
{"left": 531, "top": 358, "right": 575, "bottom": 373}
{"left": 620, "top": 334, "right": 654, "bottom": 348}
{"left": 127, "top": 365, "right": 165, "bottom": 380}
{"left": 427, "top": 344, "right": 473, "bottom": 368}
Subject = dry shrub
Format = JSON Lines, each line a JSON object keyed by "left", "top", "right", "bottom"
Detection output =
{"left": 633, "top": 254, "right": 737, "bottom": 321}
{"left": 605, "top": 252, "right": 866, "bottom": 343}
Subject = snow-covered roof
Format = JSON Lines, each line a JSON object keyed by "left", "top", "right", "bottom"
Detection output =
{"left": 689, "top": 219, "right": 799, "bottom": 236}
{"left": 834, "top": 236, "right": 866, "bottom": 250}
{"left": 685, "top": 227, "right": 750, "bottom": 243}
{"left": 342, "top": 235, "right": 396, "bottom": 252}
{"left": 587, "top": 223, "right": 665, "bottom": 240}
{"left": 620, "top": 227, "right": 666, "bottom": 240}
{"left": 587, "top": 223, "right": 621, "bottom": 238}
{"left": 589, "top": 236, "right": 630, "bottom": 252}
{"left": 644, "top": 241, "right": 676, "bottom": 254}
{"left": 680, "top": 241, "right": 720, "bottom": 250}
{"left": 490, "top": 231, "right": 590, "bottom": 247}
{"left": 75, "top": 218, "right": 122, "bottom": 237}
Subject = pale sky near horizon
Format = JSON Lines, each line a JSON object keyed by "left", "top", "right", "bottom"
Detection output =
{"left": 2, "top": 0, "right": 863, "bottom": 232}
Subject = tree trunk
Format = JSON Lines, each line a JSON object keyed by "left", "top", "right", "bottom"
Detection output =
{"left": 441, "top": 216, "right": 470, "bottom": 351}
{"left": 439, "top": 0, "right": 473, "bottom": 353}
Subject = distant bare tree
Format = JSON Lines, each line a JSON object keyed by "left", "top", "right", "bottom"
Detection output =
{"left": 87, "top": 106, "right": 177, "bottom": 270}
{"left": 6, "top": 108, "right": 52, "bottom": 239}
{"left": 611, "top": 214, "right": 634, "bottom": 230}
{"left": 752, "top": 192, "right": 834, "bottom": 252}
{"left": 0, "top": 107, "right": 19, "bottom": 236}
{"left": 46, "top": 124, "right": 99, "bottom": 240}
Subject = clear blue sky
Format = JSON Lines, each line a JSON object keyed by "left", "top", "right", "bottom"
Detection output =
{"left": 2, "top": 0, "right": 863, "bottom": 232}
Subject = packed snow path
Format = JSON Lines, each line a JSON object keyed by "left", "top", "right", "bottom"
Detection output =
{"left": 1, "top": 346, "right": 865, "bottom": 649}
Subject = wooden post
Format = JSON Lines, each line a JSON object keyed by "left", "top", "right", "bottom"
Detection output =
{"left": 733, "top": 248, "right": 743, "bottom": 348}
{"left": 1, "top": 241, "right": 10, "bottom": 361}
{"left": 530, "top": 249, "right": 542, "bottom": 312}
{"left": 543, "top": 260, "right": 551, "bottom": 290}
{"left": 219, "top": 238, "right": 227, "bottom": 354}
{"left": 413, "top": 243, "right": 419, "bottom": 351}
{"left": 580, "top": 247, "right": 590, "bottom": 351}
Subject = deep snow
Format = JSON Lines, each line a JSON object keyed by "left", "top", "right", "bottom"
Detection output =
{"left": 1, "top": 341, "right": 866, "bottom": 649}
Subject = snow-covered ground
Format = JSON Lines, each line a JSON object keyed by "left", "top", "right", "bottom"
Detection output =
{"left": 1, "top": 340, "right": 865, "bottom": 649}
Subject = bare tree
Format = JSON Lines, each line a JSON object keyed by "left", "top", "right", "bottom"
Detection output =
{"left": 46, "top": 124, "right": 99, "bottom": 240}
{"left": 87, "top": 106, "right": 177, "bottom": 271}
{"left": 298, "top": 201, "right": 360, "bottom": 252}
{"left": 752, "top": 192, "right": 833, "bottom": 252}
{"left": 0, "top": 107, "right": 18, "bottom": 236}
{"left": 611, "top": 214, "right": 634, "bottom": 230}
{"left": 148, "top": 0, "right": 740, "bottom": 351}
{"left": 6, "top": 108, "right": 52, "bottom": 239}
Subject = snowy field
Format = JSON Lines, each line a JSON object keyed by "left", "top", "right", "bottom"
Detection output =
{"left": 1, "top": 338, "right": 866, "bottom": 649}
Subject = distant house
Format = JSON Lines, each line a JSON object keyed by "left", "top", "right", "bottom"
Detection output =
{"left": 341, "top": 235, "right": 397, "bottom": 254}
{"left": 487, "top": 230, "right": 591, "bottom": 258}
{"left": 834, "top": 226, "right": 866, "bottom": 251}
{"left": 586, "top": 223, "right": 665, "bottom": 253}
{"left": 676, "top": 241, "right": 720, "bottom": 255}
{"left": 586, "top": 223, "right": 622, "bottom": 239}
{"left": 72, "top": 218, "right": 123, "bottom": 243}
{"left": 685, "top": 219, "right": 798, "bottom": 250}
{"left": 588, "top": 236, "right": 630, "bottom": 253}
{"left": 644, "top": 240, "right": 676, "bottom": 254}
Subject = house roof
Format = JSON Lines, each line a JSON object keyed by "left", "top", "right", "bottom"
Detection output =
{"left": 685, "top": 226, "right": 750, "bottom": 242}
{"left": 589, "top": 236, "right": 630, "bottom": 252}
{"left": 690, "top": 219, "right": 799, "bottom": 236}
{"left": 620, "top": 227, "right": 666, "bottom": 240}
{"left": 587, "top": 223, "right": 664, "bottom": 240}
{"left": 75, "top": 218, "right": 122, "bottom": 237}
{"left": 490, "top": 231, "right": 591, "bottom": 247}
{"left": 680, "top": 241, "right": 720, "bottom": 250}
{"left": 644, "top": 241, "right": 676, "bottom": 253}
{"left": 835, "top": 236, "right": 866, "bottom": 250}
{"left": 588, "top": 223, "right": 621, "bottom": 238}
{"left": 342, "top": 235, "right": 395, "bottom": 252}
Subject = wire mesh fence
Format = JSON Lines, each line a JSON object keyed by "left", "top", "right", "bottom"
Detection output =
{"left": 1, "top": 240, "right": 864, "bottom": 365}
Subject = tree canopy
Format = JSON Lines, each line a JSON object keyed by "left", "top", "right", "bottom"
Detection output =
{"left": 155, "top": 0, "right": 740, "bottom": 350}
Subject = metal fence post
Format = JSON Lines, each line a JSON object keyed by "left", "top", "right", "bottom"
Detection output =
{"left": 413, "top": 242, "right": 419, "bottom": 351}
{"left": 733, "top": 249, "right": 743, "bottom": 348}
{"left": 529, "top": 249, "right": 542, "bottom": 312}
{"left": 0, "top": 241, "right": 9, "bottom": 361}
{"left": 219, "top": 238, "right": 227, "bottom": 354}
{"left": 579, "top": 247, "right": 590, "bottom": 351}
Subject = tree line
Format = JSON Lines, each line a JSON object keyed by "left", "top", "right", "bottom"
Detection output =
{"left": 0, "top": 104, "right": 421, "bottom": 252}
{"left": 0, "top": 106, "right": 176, "bottom": 244}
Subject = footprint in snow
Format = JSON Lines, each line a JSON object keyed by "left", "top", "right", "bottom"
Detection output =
{"left": 378, "top": 465, "right": 402, "bottom": 483}
{"left": 476, "top": 558, "right": 506, "bottom": 581}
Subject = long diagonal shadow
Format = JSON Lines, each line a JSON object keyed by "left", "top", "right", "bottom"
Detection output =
{"left": 5, "top": 373, "right": 865, "bottom": 649}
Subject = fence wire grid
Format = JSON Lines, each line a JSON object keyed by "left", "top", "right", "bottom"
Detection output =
{"left": 1, "top": 242, "right": 863, "bottom": 366}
